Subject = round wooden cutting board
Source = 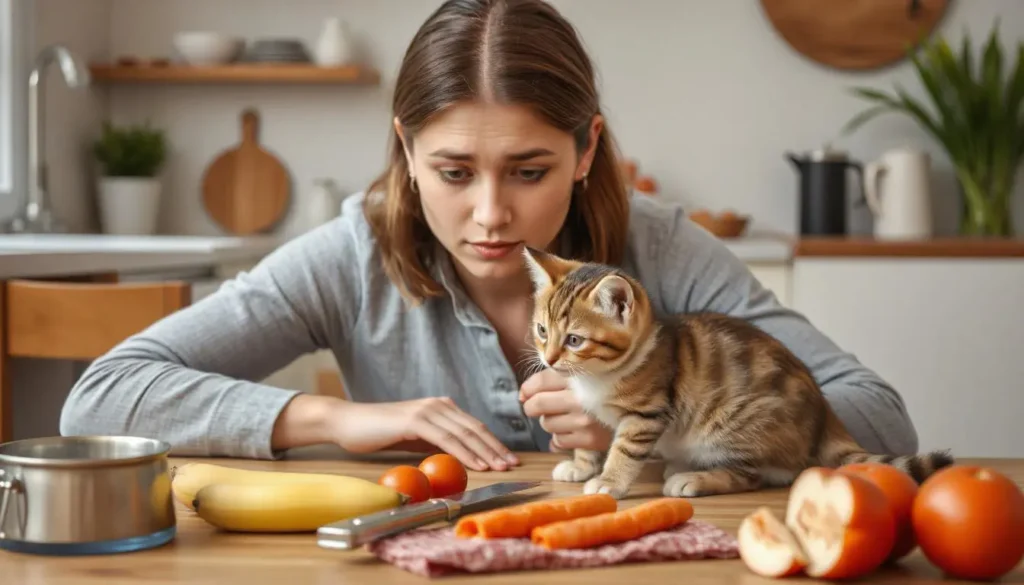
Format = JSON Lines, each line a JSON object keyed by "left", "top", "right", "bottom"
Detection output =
{"left": 760, "top": 0, "right": 950, "bottom": 70}
{"left": 202, "top": 109, "right": 290, "bottom": 234}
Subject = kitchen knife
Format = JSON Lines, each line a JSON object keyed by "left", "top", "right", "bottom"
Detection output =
{"left": 317, "top": 481, "right": 542, "bottom": 550}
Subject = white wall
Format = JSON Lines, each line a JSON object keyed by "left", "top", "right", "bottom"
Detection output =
{"left": 98, "top": 0, "right": 1024, "bottom": 240}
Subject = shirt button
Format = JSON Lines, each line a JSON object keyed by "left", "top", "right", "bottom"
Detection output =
{"left": 507, "top": 417, "right": 527, "bottom": 431}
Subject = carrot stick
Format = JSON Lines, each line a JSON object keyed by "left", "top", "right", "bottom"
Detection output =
{"left": 530, "top": 497, "right": 694, "bottom": 550}
{"left": 454, "top": 493, "right": 617, "bottom": 539}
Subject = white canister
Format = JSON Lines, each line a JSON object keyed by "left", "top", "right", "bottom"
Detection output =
{"left": 314, "top": 18, "right": 354, "bottom": 67}
{"left": 306, "top": 178, "right": 345, "bottom": 230}
{"left": 97, "top": 176, "right": 162, "bottom": 235}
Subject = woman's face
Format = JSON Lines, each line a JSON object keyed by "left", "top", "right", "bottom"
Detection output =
{"left": 398, "top": 101, "right": 601, "bottom": 288}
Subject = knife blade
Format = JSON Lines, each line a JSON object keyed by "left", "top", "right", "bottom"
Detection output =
{"left": 317, "top": 481, "right": 542, "bottom": 550}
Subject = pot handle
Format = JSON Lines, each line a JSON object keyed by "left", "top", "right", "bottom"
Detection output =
{"left": 0, "top": 469, "right": 24, "bottom": 540}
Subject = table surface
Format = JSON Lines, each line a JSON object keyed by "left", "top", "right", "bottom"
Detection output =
{"left": 1, "top": 452, "right": 1021, "bottom": 584}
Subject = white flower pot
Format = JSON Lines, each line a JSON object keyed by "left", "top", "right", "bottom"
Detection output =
{"left": 97, "top": 177, "right": 162, "bottom": 235}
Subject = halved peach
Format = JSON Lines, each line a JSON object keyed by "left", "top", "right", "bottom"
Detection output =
{"left": 738, "top": 506, "right": 808, "bottom": 577}
{"left": 785, "top": 467, "right": 896, "bottom": 579}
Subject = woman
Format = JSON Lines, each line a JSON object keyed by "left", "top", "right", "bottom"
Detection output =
{"left": 59, "top": 0, "right": 919, "bottom": 472}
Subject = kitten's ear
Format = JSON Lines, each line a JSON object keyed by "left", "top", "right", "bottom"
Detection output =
{"left": 589, "top": 274, "right": 634, "bottom": 323}
{"left": 522, "top": 246, "right": 570, "bottom": 289}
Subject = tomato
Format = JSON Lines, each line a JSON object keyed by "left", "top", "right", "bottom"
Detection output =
{"left": 378, "top": 465, "right": 432, "bottom": 503}
{"left": 912, "top": 465, "right": 1024, "bottom": 581}
{"left": 839, "top": 462, "right": 919, "bottom": 562}
{"left": 786, "top": 467, "right": 895, "bottom": 580}
{"left": 418, "top": 454, "right": 468, "bottom": 498}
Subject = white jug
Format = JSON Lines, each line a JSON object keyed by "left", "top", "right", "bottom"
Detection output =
{"left": 314, "top": 18, "right": 354, "bottom": 67}
{"left": 305, "top": 178, "right": 345, "bottom": 231}
{"left": 863, "top": 147, "right": 933, "bottom": 240}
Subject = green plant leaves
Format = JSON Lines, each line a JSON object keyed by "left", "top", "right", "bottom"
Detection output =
{"left": 93, "top": 121, "right": 167, "bottom": 177}
{"left": 842, "top": 20, "right": 1022, "bottom": 236}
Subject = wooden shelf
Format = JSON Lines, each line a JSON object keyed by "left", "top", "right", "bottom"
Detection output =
{"left": 87, "top": 63, "right": 381, "bottom": 85}
{"left": 794, "top": 236, "right": 1024, "bottom": 258}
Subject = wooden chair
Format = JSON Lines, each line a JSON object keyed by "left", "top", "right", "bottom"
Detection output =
{"left": 0, "top": 278, "right": 191, "bottom": 442}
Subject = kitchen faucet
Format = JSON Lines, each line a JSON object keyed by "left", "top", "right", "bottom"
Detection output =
{"left": 3, "top": 44, "right": 90, "bottom": 234}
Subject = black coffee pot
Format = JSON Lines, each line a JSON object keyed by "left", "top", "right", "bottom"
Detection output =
{"left": 787, "top": 145, "right": 864, "bottom": 236}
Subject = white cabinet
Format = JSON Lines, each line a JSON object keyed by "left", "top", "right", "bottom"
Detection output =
{"left": 791, "top": 257, "right": 1024, "bottom": 458}
{"left": 748, "top": 261, "right": 792, "bottom": 307}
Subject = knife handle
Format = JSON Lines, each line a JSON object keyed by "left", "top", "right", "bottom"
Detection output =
{"left": 317, "top": 498, "right": 462, "bottom": 550}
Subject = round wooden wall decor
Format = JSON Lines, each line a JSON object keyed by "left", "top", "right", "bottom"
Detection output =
{"left": 760, "top": 0, "right": 951, "bottom": 70}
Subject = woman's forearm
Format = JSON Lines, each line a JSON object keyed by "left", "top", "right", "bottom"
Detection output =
{"left": 270, "top": 393, "right": 349, "bottom": 451}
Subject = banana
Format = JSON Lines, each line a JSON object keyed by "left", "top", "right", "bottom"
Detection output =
{"left": 170, "top": 462, "right": 405, "bottom": 511}
{"left": 192, "top": 480, "right": 403, "bottom": 532}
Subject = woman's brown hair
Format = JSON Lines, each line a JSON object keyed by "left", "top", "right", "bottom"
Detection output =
{"left": 364, "top": 0, "right": 630, "bottom": 304}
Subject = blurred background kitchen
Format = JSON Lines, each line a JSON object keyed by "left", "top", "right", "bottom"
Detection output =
{"left": 0, "top": 0, "right": 1021, "bottom": 459}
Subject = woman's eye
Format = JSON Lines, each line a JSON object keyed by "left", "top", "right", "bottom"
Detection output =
{"left": 438, "top": 168, "right": 472, "bottom": 184}
{"left": 535, "top": 323, "right": 547, "bottom": 338}
{"left": 565, "top": 334, "right": 584, "bottom": 349}
{"left": 515, "top": 168, "right": 549, "bottom": 183}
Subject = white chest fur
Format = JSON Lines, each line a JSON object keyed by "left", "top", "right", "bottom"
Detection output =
{"left": 567, "top": 375, "right": 620, "bottom": 428}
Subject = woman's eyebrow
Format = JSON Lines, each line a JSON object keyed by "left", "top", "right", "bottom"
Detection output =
{"left": 427, "top": 148, "right": 556, "bottom": 161}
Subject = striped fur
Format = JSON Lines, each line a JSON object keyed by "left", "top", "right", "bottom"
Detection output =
{"left": 522, "top": 247, "right": 954, "bottom": 499}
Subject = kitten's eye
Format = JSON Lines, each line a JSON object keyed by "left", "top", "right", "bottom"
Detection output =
{"left": 564, "top": 334, "right": 584, "bottom": 349}
{"left": 535, "top": 323, "right": 547, "bottom": 339}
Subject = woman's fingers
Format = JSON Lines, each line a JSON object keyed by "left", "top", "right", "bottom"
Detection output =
{"left": 550, "top": 422, "right": 613, "bottom": 451}
{"left": 539, "top": 412, "right": 592, "bottom": 434}
{"left": 413, "top": 417, "right": 492, "bottom": 471}
{"left": 435, "top": 406, "right": 518, "bottom": 470}
{"left": 521, "top": 388, "right": 577, "bottom": 418}
{"left": 518, "top": 368, "right": 568, "bottom": 401}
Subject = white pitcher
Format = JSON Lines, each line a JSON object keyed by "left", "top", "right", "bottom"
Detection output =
{"left": 863, "top": 147, "right": 933, "bottom": 240}
{"left": 314, "top": 17, "right": 354, "bottom": 67}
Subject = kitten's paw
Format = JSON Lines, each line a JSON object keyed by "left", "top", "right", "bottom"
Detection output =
{"left": 552, "top": 459, "right": 599, "bottom": 483}
{"left": 663, "top": 471, "right": 713, "bottom": 498}
{"left": 583, "top": 477, "right": 628, "bottom": 499}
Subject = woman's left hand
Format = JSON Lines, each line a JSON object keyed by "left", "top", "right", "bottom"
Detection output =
{"left": 519, "top": 369, "right": 612, "bottom": 452}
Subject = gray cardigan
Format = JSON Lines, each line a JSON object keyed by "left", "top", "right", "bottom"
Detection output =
{"left": 59, "top": 193, "right": 920, "bottom": 459}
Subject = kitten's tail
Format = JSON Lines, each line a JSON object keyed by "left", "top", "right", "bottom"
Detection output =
{"left": 816, "top": 407, "right": 954, "bottom": 484}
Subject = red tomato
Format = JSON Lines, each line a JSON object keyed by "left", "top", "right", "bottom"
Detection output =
{"left": 912, "top": 465, "right": 1024, "bottom": 580}
{"left": 419, "top": 454, "right": 468, "bottom": 497}
{"left": 378, "top": 465, "right": 432, "bottom": 503}
{"left": 838, "top": 462, "right": 919, "bottom": 561}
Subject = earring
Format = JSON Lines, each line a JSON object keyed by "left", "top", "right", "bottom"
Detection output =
{"left": 409, "top": 174, "right": 419, "bottom": 194}
{"left": 580, "top": 172, "right": 589, "bottom": 192}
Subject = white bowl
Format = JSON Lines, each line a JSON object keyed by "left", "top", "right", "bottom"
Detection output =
{"left": 173, "top": 32, "right": 244, "bottom": 66}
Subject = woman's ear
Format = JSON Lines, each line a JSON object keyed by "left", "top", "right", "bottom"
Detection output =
{"left": 576, "top": 114, "right": 604, "bottom": 181}
{"left": 393, "top": 116, "right": 415, "bottom": 171}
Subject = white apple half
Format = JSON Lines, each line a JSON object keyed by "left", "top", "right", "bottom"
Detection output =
{"left": 784, "top": 467, "right": 896, "bottom": 580}
{"left": 737, "top": 506, "right": 808, "bottom": 577}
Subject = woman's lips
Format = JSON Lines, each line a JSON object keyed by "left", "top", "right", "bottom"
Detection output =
{"left": 469, "top": 241, "right": 521, "bottom": 260}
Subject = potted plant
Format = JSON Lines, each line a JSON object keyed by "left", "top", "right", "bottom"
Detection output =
{"left": 93, "top": 121, "right": 167, "bottom": 235}
{"left": 842, "top": 23, "right": 1023, "bottom": 237}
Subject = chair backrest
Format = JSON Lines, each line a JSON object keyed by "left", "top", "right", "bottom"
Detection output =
{"left": 3, "top": 279, "right": 191, "bottom": 361}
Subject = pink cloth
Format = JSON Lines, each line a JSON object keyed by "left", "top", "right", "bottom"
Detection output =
{"left": 366, "top": 519, "right": 739, "bottom": 577}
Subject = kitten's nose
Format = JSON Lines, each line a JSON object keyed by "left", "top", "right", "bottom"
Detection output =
{"left": 544, "top": 347, "right": 561, "bottom": 367}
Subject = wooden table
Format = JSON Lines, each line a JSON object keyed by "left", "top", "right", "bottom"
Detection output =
{"left": 1, "top": 451, "right": 1021, "bottom": 584}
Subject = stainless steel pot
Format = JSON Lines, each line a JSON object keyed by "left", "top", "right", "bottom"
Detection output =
{"left": 0, "top": 435, "right": 176, "bottom": 555}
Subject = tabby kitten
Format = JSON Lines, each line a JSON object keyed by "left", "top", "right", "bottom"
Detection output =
{"left": 522, "top": 246, "right": 952, "bottom": 500}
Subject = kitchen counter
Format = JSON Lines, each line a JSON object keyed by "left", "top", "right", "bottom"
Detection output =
{"left": 0, "top": 234, "right": 283, "bottom": 279}
{"left": 795, "top": 236, "right": 1024, "bottom": 258}
{"left": 0, "top": 232, "right": 794, "bottom": 281}
{"left": 1, "top": 451, "right": 1020, "bottom": 583}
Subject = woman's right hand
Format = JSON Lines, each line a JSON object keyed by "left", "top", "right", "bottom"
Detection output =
{"left": 330, "top": 397, "right": 519, "bottom": 472}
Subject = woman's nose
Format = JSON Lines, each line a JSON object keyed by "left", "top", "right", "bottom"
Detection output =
{"left": 472, "top": 180, "right": 511, "bottom": 230}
